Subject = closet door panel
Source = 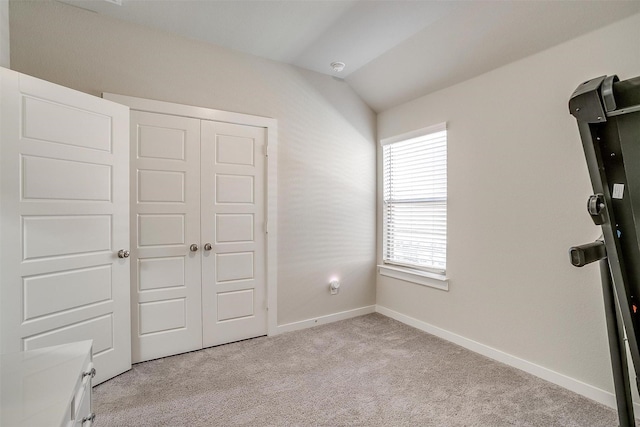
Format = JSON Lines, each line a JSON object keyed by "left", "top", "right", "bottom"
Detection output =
{"left": 201, "top": 121, "right": 267, "bottom": 347}
{"left": 131, "top": 111, "right": 202, "bottom": 363}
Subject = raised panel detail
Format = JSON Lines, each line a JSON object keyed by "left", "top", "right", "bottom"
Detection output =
{"left": 23, "top": 155, "right": 111, "bottom": 201}
{"left": 23, "top": 96, "right": 111, "bottom": 152}
{"left": 138, "top": 215, "right": 184, "bottom": 247}
{"left": 23, "top": 215, "right": 111, "bottom": 260}
{"left": 23, "top": 314, "right": 113, "bottom": 354}
{"left": 217, "top": 289, "right": 254, "bottom": 321}
{"left": 139, "top": 298, "right": 186, "bottom": 335}
{"left": 216, "top": 134, "right": 254, "bottom": 166}
{"left": 216, "top": 252, "right": 254, "bottom": 282}
{"left": 138, "top": 125, "right": 185, "bottom": 160}
{"left": 23, "top": 265, "right": 112, "bottom": 320}
{"left": 138, "top": 170, "right": 185, "bottom": 202}
{"left": 216, "top": 175, "right": 253, "bottom": 204}
{"left": 139, "top": 257, "right": 185, "bottom": 291}
{"left": 216, "top": 214, "right": 254, "bottom": 243}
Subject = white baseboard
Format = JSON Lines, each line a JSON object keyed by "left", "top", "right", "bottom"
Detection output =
{"left": 375, "top": 304, "right": 640, "bottom": 414}
{"left": 276, "top": 305, "right": 376, "bottom": 335}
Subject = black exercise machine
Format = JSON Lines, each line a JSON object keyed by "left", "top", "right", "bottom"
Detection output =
{"left": 569, "top": 74, "right": 640, "bottom": 427}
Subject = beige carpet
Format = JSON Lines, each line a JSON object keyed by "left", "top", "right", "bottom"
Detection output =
{"left": 94, "top": 313, "right": 619, "bottom": 426}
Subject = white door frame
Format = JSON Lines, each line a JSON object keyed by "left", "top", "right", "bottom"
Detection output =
{"left": 103, "top": 93, "right": 278, "bottom": 337}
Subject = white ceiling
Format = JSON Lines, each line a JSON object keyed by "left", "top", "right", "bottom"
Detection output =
{"left": 58, "top": 0, "right": 640, "bottom": 112}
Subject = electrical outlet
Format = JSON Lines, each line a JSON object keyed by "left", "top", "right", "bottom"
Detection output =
{"left": 329, "top": 280, "right": 340, "bottom": 295}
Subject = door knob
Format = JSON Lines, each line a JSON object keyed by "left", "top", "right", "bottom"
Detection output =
{"left": 190, "top": 244, "right": 199, "bottom": 252}
{"left": 204, "top": 243, "right": 212, "bottom": 251}
{"left": 117, "top": 249, "right": 130, "bottom": 258}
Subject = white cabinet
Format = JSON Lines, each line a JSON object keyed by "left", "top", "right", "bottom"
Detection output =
{"left": 0, "top": 341, "right": 95, "bottom": 427}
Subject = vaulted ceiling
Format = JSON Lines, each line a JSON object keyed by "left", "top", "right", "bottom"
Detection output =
{"left": 58, "top": 0, "right": 640, "bottom": 112}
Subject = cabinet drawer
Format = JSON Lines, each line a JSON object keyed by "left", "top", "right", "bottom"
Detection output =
{"left": 73, "top": 362, "right": 94, "bottom": 417}
{"left": 73, "top": 386, "right": 93, "bottom": 427}
{"left": 71, "top": 360, "right": 95, "bottom": 426}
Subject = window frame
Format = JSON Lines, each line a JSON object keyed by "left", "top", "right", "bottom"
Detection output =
{"left": 378, "top": 123, "right": 449, "bottom": 290}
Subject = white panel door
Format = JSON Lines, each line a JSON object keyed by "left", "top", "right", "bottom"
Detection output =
{"left": 0, "top": 67, "right": 130, "bottom": 384}
{"left": 201, "top": 121, "right": 267, "bottom": 347}
{"left": 130, "top": 111, "right": 202, "bottom": 362}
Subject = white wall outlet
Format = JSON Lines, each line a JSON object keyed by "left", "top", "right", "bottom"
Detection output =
{"left": 329, "top": 280, "right": 340, "bottom": 295}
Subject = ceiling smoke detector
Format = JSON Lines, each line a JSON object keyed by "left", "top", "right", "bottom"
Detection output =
{"left": 330, "top": 62, "right": 346, "bottom": 73}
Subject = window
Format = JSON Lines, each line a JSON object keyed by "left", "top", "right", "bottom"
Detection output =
{"left": 381, "top": 123, "right": 447, "bottom": 281}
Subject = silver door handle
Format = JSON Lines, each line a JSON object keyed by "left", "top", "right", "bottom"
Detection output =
{"left": 82, "top": 367, "right": 97, "bottom": 379}
{"left": 82, "top": 413, "right": 96, "bottom": 424}
{"left": 117, "top": 249, "right": 130, "bottom": 258}
{"left": 190, "top": 244, "right": 199, "bottom": 252}
{"left": 204, "top": 243, "right": 212, "bottom": 251}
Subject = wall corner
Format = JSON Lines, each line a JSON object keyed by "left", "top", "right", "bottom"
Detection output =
{"left": 0, "top": 0, "right": 9, "bottom": 68}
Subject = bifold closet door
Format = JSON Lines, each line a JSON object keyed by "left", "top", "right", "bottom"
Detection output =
{"left": 201, "top": 121, "right": 267, "bottom": 347}
{"left": 130, "top": 111, "right": 202, "bottom": 363}
{"left": 0, "top": 68, "right": 131, "bottom": 384}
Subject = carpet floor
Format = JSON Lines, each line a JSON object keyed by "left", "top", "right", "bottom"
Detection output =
{"left": 94, "top": 313, "right": 619, "bottom": 426}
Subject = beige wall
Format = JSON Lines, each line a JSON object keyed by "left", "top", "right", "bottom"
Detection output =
{"left": 9, "top": 0, "right": 377, "bottom": 326}
{"left": 0, "top": 0, "right": 8, "bottom": 68}
{"left": 13, "top": 0, "right": 640, "bottom": 400}
{"left": 377, "top": 13, "right": 640, "bottom": 393}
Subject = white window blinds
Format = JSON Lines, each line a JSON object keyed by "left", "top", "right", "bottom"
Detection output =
{"left": 382, "top": 124, "right": 447, "bottom": 273}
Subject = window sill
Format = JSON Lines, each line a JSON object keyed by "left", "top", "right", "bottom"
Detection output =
{"left": 378, "top": 264, "right": 449, "bottom": 291}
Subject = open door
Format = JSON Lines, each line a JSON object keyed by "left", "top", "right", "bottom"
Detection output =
{"left": 0, "top": 67, "right": 131, "bottom": 384}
